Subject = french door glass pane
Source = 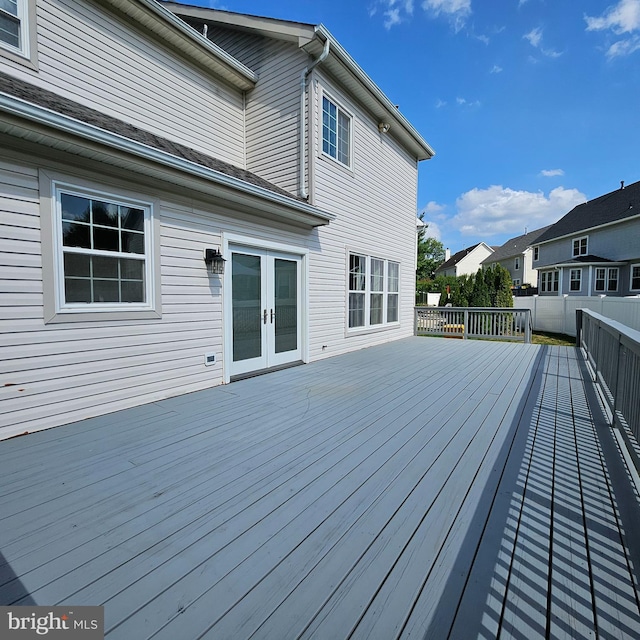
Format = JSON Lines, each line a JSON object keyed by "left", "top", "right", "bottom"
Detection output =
{"left": 232, "top": 253, "right": 262, "bottom": 362}
{"left": 274, "top": 259, "right": 297, "bottom": 354}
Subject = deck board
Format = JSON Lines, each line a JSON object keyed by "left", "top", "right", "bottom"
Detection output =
{"left": 1, "top": 337, "right": 639, "bottom": 639}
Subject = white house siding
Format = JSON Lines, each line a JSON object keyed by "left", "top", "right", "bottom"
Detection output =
{"left": 0, "top": 148, "right": 316, "bottom": 440}
{"left": 307, "top": 72, "right": 419, "bottom": 360}
{"left": 457, "top": 247, "right": 493, "bottom": 277}
{"left": 204, "top": 27, "right": 305, "bottom": 196}
{"left": 2, "top": 0, "right": 246, "bottom": 167}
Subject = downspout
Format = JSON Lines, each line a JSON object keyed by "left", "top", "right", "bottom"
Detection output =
{"left": 299, "top": 38, "right": 330, "bottom": 199}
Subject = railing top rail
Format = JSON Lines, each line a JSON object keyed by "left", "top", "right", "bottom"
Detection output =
{"left": 581, "top": 309, "right": 640, "bottom": 350}
{"left": 415, "top": 307, "right": 531, "bottom": 313}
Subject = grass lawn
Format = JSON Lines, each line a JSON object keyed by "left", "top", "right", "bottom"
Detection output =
{"left": 532, "top": 331, "right": 576, "bottom": 346}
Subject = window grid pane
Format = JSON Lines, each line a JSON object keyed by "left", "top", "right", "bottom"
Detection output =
{"left": 632, "top": 266, "right": 640, "bottom": 290}
{"left": 59, "top": 190, "right": 148, "bottom": 306}
{"left": 570, "top": 269, "right": 581, "bottom": 291}
{"left": 322, "top": 96, "right": 350, "bottom": 166}
{"left": 595, "top": 268, "right": 605, "bottom": 292}
{"left": 608, "top": 268, "right": 618, "bottom": 292}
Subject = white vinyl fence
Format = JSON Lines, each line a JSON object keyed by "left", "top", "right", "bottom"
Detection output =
{"left": 516, "top": 296, "right": 640, "bottom": 337}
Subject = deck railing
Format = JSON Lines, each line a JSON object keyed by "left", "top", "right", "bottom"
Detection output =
{"left": 577, "top": 309, "right": 640, "bottom": 470}
{"left": 415, "top": 307, "right": 532, "bottom": 343}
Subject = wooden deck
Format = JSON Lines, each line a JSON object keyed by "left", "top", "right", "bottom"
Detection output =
{"left": 1, "top": 337, "right": 640, "bottom": 639}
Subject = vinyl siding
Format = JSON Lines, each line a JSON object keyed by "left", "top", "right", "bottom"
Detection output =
{"left": 0, "top": 150, "right": 316, "bottom": 439}
{"left": 2, "top": 0, "right": 246, "bottom": 167}
{"left": 204, "top": 27, "right": 304, "bottom": 196}
{"left": 307, "top": 72, "right": 419, "bottom": 359}
{"left": 537, "top": 217, "right": 640, "bottom": 268}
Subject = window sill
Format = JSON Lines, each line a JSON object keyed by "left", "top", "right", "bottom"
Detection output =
{"left": 45, "top": 308, "right": 162, "bottom": 324}
{"left": 346, "top": 322, "right": 400, "bottom": 338}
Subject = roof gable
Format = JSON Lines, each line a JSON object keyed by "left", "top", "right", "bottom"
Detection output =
{"left": 163, "top": 2, "right": 435, "bottom": 161}
{"left": 535, "top": 180, "right": 640, "bottom": 244}
{"left": 482, "top": 225, "right": 552, "bottom": 263}
{"left": 436, "top": 242, "right": 493, "bottom": 272}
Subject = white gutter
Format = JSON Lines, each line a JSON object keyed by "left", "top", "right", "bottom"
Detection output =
{"left": 314, "top": 24, "right": 435, "bottom": 160}
{"left": 0, "top": 92, "right": 334, "bottom": 224}
{"left": 299, "top": 38, "right": 330, "bottom": 199}
{"left": 103, "top": 0, "right": 257, "bottom": 88}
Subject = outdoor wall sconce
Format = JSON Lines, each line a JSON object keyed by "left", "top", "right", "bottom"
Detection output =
{"left": 204, "top": 248, "right": 226, "bottom": 275}
{"left": 378, "top": 122, "right": 391, "bottom": 134}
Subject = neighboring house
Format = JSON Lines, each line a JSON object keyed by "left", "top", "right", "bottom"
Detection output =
{"left": 434, "top": 243, "right": 494, "bottom": 278}
{"left": 0, "top": 0, "right": 434, "bottom": 439}
{"left": 481, "top": 225, "right": 552, "bottom": 287}
{"left": 532, "top": 181, "right": 640, "bottom": 296}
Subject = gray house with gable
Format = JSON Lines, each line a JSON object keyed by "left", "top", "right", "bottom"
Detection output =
{"left": 532, "top": 180, "right": 640, "bottom": 296}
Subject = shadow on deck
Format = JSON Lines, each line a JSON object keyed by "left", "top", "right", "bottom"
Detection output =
{"left": 0, "top": 337, "right": 639, "bottom": 639}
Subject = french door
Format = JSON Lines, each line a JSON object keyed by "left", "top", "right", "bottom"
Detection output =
{"left": 229, "top": 246, "right": 302, "bottom": 378}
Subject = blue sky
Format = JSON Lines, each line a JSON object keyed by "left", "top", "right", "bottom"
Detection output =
{"left": 176, "top": 0, "right": 640, "bottom": 252}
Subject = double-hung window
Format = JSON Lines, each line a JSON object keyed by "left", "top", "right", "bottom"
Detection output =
{"left": 631, "top": 265, "right": 640, "bottom": 291}
{"left": 533, "top": 246, "right": 539, "bottom": 261}
{"left": 322, "top": 96, "right": 351, "bottom": 167}
{"left": 570, "top": 268, "right": 582, "bottom": 291}
{"left": 348, "top": 254, "right": 400, "bottom": 329}
{"left": 572, "top": 236, "right": 588, "bottom": 257}
{"left": 595, "top": 267, "right": 618, "bottom": 292}
{"left": 514, "top": 257, "right": 520, "bottom": 271}
{"left": 0, "top": 0, "right": 31, "bottom": 59}
{"left": 541, "top": 271, "right": 558, "bottom": 293}
{"left": 54, "top": 184, "right": 153, "bottom": 311}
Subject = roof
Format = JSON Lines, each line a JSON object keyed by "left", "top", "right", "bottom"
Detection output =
{"left": 535, "top": 180, "right": 640, "bottom": 244}
{"left": 0, "top": 72, "right": 333, "bottom": 227}
{"left": 163, "top": 2, "right": 435, "bottom": 161}
{"left": 548, "top": 255, "right": 626, "bottom": 268}
{"left": 103, "top": 0, "right": 257, "bottom": 90}
{"left": 482, "top": 225, "right": 553, "bottom": 264}
{"left": 436, "top": 243, "right": 489, "bottom": 273}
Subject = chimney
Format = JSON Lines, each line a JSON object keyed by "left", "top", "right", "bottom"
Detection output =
{"left": 621, "top": 180, "right": 625, "bottom": 189}
{"left": 445, "top": 248, "right": 451, "bottom": 261}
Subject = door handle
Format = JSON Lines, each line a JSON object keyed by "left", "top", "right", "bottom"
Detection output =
{"left": 263, "top": 309, "right": 268, "bottom": 324}
{"left": 270, "top": 309, "right": 275, "bottom": 323}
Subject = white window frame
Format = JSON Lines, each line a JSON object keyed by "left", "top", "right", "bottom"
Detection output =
{"left": 513, "top": 278, "right": 521, "bottom": 286}
{"left": 631, "top": 264, "right": 640, "bottom": 291}
{"left": 347, "top": 253, "right": 400, "bottom": 332}
{"left": 572, "top": 236, "right": 588, "bottom": 257}
{"left": 321, "top": 93, "right": 352, "bottom": 169}
{"left": 533, "top": 246, "right": 539, "bottom": 262}
{"left": 541, "top": 270, "right": 558, "bottom": 293}
{"left": 0, "top": 0, "right": 37, "bottom": 67}
{"left": 595, "top": 267, "right": 619, "bottom": 293}
{"left": 570, "top": 268, "right": 582, "bottom": 292}
{"left": 514, "top": 257, "right": 520, "bottom": 271}
{"left": 40, "top": 171, "right": 161, "bottom": 323}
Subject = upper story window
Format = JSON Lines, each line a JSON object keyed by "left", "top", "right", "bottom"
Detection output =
{"left": 322, "top": 95, "right": 351, "bottom": 167}
{"left": 533, "top": 246, "right": 539, "bottom": 261}
{"left": 595, "top": 267, "right": 618, "bottom": 293}
{"left": 54, "top": 185, "right": 154, "bottom": 311}
{"left": 514, "top": 257, "right": 520, "bottom": 270}
{"left": 631, "top": 264, "right": 640, "bottom": 291}
{"left": 0, "top": 0, "right": 30, "bottom": 58}
{"left": 572, "top": 236, "right": 588, "bottom": 257}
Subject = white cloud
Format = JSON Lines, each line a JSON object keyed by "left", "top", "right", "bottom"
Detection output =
{"left": 370, "top": 0, "right": 415, "bottom": 28}
{"left": 435, "top": 98, "right": 448, "bottom": 108}
{"left": 523, "top": 26, "right": 563, "bottom": 57}
{"left": 586, "top": 0, "right": 640, "bottom": 58}
{"left": 524, "top": 26, "right": 543, "bottom": 47}
{"left": 585, "top": 0, "right": 640, "bottom": 33}
{"left": 422, "top": 0, "right": 471, "bottom": 31}
{"left": 540, "top": 169, "right": 565, "bottom": 177}
{"left": 421, "top": 220, "right": 443, "bottom": 240}
{"left": 490, "top": 64, "right": 503, "bottom": 73}
{"left": 456, "top": 97, "right": 481, "bottom": 107}
{"left": 605, "top": 34, "right": 640, "bottom": 57}
{"left": 452, "top": 185, "right": 586, "bottom": 237}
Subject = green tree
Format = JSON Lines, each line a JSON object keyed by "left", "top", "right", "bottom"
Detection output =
{"left": 494, "top": 264, "right": 514, "bottom": 308}
{"left": 470, "top": 268, "right": 491, "bottom": 307}
{"left": 416, "top": 218, "right": 446, "bottom": 280}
